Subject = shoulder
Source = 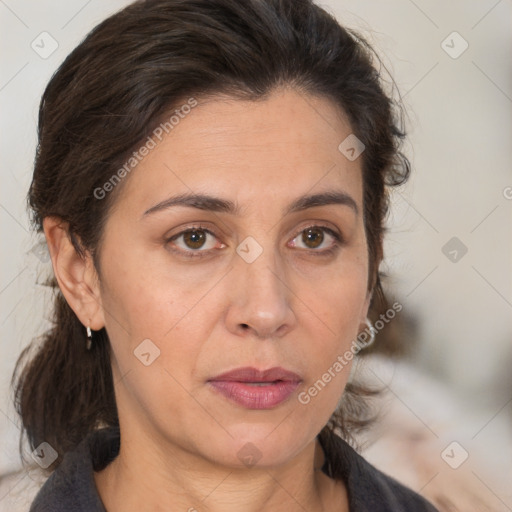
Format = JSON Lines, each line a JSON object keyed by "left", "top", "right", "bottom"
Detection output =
{"left": 28, "top": 427, "right": 119, "bottom": 512}
{"left": 321, "top": 431, "right": 439, "bottom": 512}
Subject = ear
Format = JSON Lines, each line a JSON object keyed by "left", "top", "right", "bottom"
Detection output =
{"left": 43, "top": 216, "right": 105, "bottom": 331}
{"left": 361, "top": 288, "right": 373, "bottom": 324}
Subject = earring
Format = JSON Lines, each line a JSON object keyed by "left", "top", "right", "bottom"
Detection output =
{"left": 360, "top": 318, "right": 376, "bottom": 349}
{"left": 86, "top": 326, "right": 92, "bottom": 350}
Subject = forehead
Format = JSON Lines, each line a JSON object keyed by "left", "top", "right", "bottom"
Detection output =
{"left": 112, "top": 88, "right": 363, "bottom": 215}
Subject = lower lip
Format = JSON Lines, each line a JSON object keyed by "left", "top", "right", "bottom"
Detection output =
{"left": 208, "top": 380, "right": 300, "bottom": 409}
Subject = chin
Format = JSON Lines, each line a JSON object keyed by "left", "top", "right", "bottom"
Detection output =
{"left": 199, "top": 427, "right": 310, "bottom": 470}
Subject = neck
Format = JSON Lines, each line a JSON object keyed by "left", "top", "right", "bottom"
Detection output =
{"left": 93, "top": 426, "right": 345, "bottom": 512}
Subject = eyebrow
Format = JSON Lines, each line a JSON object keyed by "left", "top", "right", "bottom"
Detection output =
{"left": 141, "top": 190, "right": 358, "bottom": 219}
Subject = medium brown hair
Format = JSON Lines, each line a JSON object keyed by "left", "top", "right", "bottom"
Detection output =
{"left": 12, "top": 0, "right": 410, "bottom": 471}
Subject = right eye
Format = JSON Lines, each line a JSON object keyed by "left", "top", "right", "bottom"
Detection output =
{"left": 166, "top": 225, "right": 226, "bottom": 258}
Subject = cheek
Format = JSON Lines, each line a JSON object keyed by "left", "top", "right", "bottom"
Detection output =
{"left": 102, "top": 281, "right": 203, "bottom": 390}
{"left": 299, "top": 263, "right": 367, "bottom": 397}
{"left": 305, "top": 261, "right": 368, "bottom": 337}
{"left": 101, "top": 268, "right": 206, "bottom": 435}
{"left": 99, "top": 243, "right": 211, "bottom": 380}
{"left": 100, "top": 242, "right": 196, "bottom": 343}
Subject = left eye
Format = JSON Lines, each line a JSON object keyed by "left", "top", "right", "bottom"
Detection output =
{"left": 289, "top": 226, "right": 341, "bottom": 251}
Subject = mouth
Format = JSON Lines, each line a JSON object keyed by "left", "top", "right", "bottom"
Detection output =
{"left": 207, "top": 366, "right": 302, "bottom": 409}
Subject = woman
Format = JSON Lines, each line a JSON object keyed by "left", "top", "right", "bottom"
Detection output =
{"left": 13, "top": 0, "right": 439, "bottom": 510}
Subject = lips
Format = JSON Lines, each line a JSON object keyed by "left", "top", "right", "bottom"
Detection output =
{"left": 208, "top": 366, "right": 302, "bottom": 409}
{"left": 210, "top": 366, "right": 302, "bottom": 383}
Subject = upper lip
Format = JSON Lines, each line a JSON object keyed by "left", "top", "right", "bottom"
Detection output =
{"left": 209, "top": 366, "right": 302, "bottom": 383}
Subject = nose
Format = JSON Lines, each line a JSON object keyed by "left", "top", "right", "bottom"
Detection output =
{"left": 224, "top": 244, "right": 297, "bottom": 340}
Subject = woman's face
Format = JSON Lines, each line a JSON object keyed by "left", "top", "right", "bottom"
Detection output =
{"left": 95, "top": 87, "right": 371, "bottom": 468}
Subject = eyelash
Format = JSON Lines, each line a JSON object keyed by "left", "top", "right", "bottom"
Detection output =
{"left": 165, "top": 223, "right": 343, "bottom": 260}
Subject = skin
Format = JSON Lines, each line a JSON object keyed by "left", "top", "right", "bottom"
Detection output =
{"left": 44, "top": 86, "right": 372, "bottom": 512}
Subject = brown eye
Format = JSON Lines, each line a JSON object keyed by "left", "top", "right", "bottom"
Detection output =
{"left": 301, "top": 227, "right": 324, "bottom": 249}
{"left": 289, "top": 225, "right": 342, "bottom": 255}
{"left": 167, "top": 226, "right": 223, "bottom": 258}
{"left": 183, "top": 229, "right": 207, "bottom": 249}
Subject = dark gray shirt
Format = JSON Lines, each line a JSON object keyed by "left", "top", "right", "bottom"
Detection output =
{"left": 29, "top": 426, "right": 439, "bottom": 511}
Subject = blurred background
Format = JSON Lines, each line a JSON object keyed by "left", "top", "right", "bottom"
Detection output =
{"left": 1, "top": 0, "right": 511, "bottom": 510}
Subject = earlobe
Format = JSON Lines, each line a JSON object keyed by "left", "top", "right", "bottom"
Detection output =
{"left": 42, "top": 216, "right": 105, "bottom": 331}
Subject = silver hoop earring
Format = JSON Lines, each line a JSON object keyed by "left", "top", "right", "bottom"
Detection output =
{"left": 86, "top": 326, "right": 92, "bottom": 351}
{"left": 361, "top": 318, "right": 376, "bottom": 349}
